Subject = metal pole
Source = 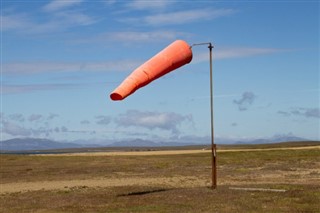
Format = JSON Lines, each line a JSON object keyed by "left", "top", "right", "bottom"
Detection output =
{"left": 191, "top": 42, "right": 217, "bottom": 189}
{"left": 208, "top": 43, "right": 217, "bottom": 189}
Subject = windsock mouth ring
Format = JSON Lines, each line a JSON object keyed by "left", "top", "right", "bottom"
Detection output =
{"left": 110, "top": 93, "right": 123, "bottom": 101}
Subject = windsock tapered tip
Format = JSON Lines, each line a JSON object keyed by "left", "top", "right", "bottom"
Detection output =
{"left": 110, "top": 92, "right": 124, "bottom": 101}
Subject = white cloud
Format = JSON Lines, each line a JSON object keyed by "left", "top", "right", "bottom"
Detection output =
{"left": 61, "top": 126, "right": 68, "bottom": 132}
{"left": 80, "top": 120, "right": 90, "bottom": 125}
{"left": 1, "top": 13, "right": 31, "bottom": 31}
{"left": 43, "top": 0, "right": 84, "bottom": 12}
{"left": 278, "top": 107, "right": 320, "bottom": 119}
{"left": 53, "top": 11, "right": 97, "bottom": 26}
{"left": 1, "top": 83, "right": 83, "bottom": 94}
{"left": 1, "top": 13, "right": 77, "bottom": 34}
{"left": 8, "top": 114, "right": 25, "bottom": 122}
{"left": 3, "top": 47, "right": 283, "bottom": 76}
{"left": 3, "top": 60, "right": 141, "bottom": 75}
{"left": 123, "top": 8, "right": 235, "bottom": 26}
{"left": 1, "top": 121, "right": 32, "bottom": 137}
{"left": 97, "top": 30, "right": 189, "bottom": 43}
{"left": 2, "top": 14, "right": 60, "bottom": 34}
{"left": 28, "top": 114, "right": 43, "bottom": 122}
{"left": 2, "top": 1, "right": 96, "bottom": 34}
{"left": 2, "top": 13, "right": 95, "bottom": 34}
{"left": 104, "top": 0, "right": 117, "bottom": 5}
{"left": 126, "top": 0, "right": 175, "bottom": 10}
{"left": 48, "top": 113, "right": 59, "bottom": 120}
{"left": 2, "top": 46, "right": 286, "bottom": 86}
{"left": 1, "top": 113, "right": 69, "bottom": 137}
{"left": 193, "top": 47, "right": 286, "bottom": 63}
{"left": 115, "top": 110, "right": 193, "bottom": 134}
{"left": 2, "top": 113, "right": 59, "bottom": 123}
{"left": 4, "top": 48, "right": 268, "bottom": 75}
{"left": 95, "top": 116, "right": 111, "bottom": 125}
{"left": 302, "top": 108, "right": 320, "bottom": 118}
{"left": 43, "top": 0, "right": 97, "bottom": 28}
{"left": 215, "top": 47, "right": 284, "bottom": 60}
{"left": 233, "top": 92, "right": 256, "bottom": 111}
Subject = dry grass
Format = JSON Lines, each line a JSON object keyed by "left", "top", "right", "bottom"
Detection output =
{"left": 1, "top": 143, "right": 319, "bottom": 212}
{"left": 29, "top": 144, "right": 320, "bottom": 156}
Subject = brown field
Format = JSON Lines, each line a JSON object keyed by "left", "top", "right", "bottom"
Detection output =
{"left": 1, "top": 142, "right": 319, "bottom": 212}
{"left": 30, "top": 144, "right": 320, "bottom": 157}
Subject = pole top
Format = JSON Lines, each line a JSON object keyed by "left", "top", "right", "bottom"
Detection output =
{"left": 191, "top": 42, "right": 214, "bottom": 49}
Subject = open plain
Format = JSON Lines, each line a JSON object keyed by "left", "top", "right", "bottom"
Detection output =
{"left": 1, "top": 142, "right": 319, "bottom": 212}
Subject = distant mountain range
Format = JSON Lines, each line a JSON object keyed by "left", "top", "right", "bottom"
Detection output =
{"left": 0, "top": 138, "right": 194, "bottom": 151}
{"left": 232, "top": 135, "right": 309, "bottom": 145}
{"left": 0, "top": 135, "right": 314, "bottom": 151}
{"left": 108, "top": 139, "right": 193, "bottom": 147}
{"left": 0, "top": 138, "right": 90, "bottom": 151}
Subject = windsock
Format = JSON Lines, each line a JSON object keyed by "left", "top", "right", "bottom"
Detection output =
{"left": 110, "top": 40, "right": 193, "bottom": 101}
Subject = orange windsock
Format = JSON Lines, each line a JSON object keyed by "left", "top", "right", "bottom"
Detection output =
{"left": 110, "top": 40, "right": 193, "bottom": 101}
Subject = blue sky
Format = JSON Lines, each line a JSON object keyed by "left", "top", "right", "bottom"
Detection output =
{"left": 1, "top": 0, "right": 319, "bottom": 144}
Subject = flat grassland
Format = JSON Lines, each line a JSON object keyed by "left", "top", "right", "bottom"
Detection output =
{"left": 1, "top": 142, "right": 319, "bottom": 212}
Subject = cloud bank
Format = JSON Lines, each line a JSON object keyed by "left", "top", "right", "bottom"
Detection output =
{"left": 233, "top": 92, "right": 256, "bottom": 111}
{"left": 278, "top": 107, "right": 320, "bottom": 119}
{"left": 115, "top": 110, "right": 193, "bottom": 134}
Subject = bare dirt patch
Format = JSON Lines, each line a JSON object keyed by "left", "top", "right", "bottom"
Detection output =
{"left": 1, "top": 176, "right": 208, "bottom": 194}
